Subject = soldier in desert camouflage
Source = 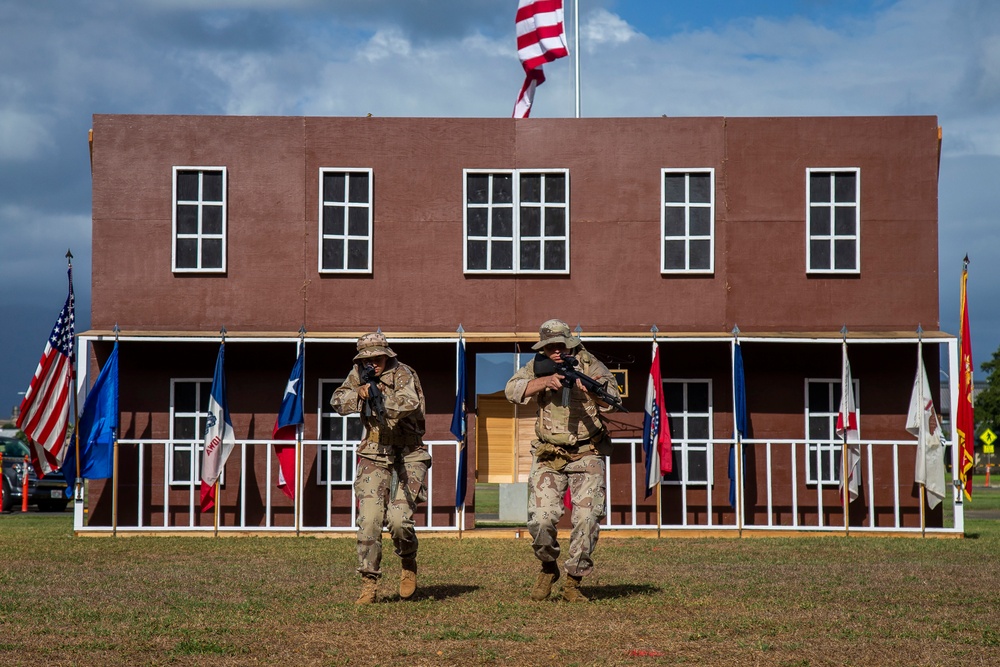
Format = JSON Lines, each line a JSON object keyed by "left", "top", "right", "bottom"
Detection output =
{"left": 505, "top": 319, "right": 620, "bottom": 602}
{"left": 331, "top": 332, "right": 431, "bottom": 604}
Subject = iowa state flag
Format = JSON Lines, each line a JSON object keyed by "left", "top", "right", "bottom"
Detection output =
{"left": 200, "top": 344, "right": 235, "bottom": 512}
{"left": 272, "top": 346, "right": 304, "bottom": 500}
{"left": 642, "top": 342, "right": 672, "bottom": 498}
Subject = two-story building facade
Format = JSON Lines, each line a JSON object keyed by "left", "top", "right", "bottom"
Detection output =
{"left": 79, "top": 114, "right": 958, "bottom": 535}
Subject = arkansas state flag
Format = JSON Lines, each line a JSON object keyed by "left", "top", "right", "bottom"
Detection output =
{"left": 642, "top": 342, "right": 672, "bottom": 498}
{"left": 273, "top": 346, "right": 304, "bottom": 500}
{"left": 836, "top": 343, "right": 861, "bottom": 503}
{"left": 200, "top": 344, "right": 236, "bottom": 512}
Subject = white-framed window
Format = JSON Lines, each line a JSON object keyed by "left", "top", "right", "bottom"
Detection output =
{"left": 319, "top": 168, "right": 373, "bottom": 273}
{"left": 317, "top": 380, "right": 362, "bottom": 485}
{"left": 805, "top": 378, "right": 860, "bottom": 485}
{"left": 464, "top": 169, "right": 569, "bottom": 274}
{"left": 661, "top": 169, "right": 714, "bottom": 273}
{"left": 662, "top": 380, "right": 713, "bottom": 485}
{"left": 169, "top": 378, "right": 211, "bottom": 485}
{"left": 172, "top": 167, "right": 226, "bottom": 272}
{"left": 807, "top": 168, "right": 860, "bottom": 273}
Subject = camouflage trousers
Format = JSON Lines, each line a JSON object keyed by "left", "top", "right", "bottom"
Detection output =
{"left": 354, "top": 456, "right": 429, "bottom": 577}
{"left": 526, "top": 454, "right": 607, "bottom": 578}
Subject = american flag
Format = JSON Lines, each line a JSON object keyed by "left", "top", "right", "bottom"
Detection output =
{"left": 17, "top": 266, "right": 75, "bottom": 477}
{"left": 513, "top": 0, "right": 569, "bottom": 118}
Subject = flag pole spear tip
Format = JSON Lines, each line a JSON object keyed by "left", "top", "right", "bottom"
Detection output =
{"left": 66, "top": 249, "right": 73, "bottom": 260}
{"left": 113, "top": 322, "right": 120, "bottom": 341}
{"left": 298, "top": 324, "right": 306, "bottom": 337}
{"left": 732, "top": 324, "right": 740, "bottom": 339}
{"left": 456, "top": 323, "right": 464, "bottom": 335}
{"left": 841, "top": 324, "right": 848, "bottom": 341}
{"left": 916, "top": 324, "right": 923, "bottom": 341}
{"left": 220, "top": 325, "right": 227, "bottom": 342}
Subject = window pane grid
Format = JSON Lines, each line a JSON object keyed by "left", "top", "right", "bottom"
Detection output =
{"left": 807, "top": 169, "right": 859, "bottom": 273}
{"left": 173, "top": 168, "right": 226, "bottom": 272}
{"left": 169, "top": 380, "right": 211, "bottom": 485}
{"left": 465, "top": 170, "right": 568, "bottom": 274}
{"left": 805, "top": 379, "right": 859, "bottom": 485}
{"left": 320, "top": 169, "right": 372, "bottom": 273}
{"left": 662, "top": 380, "right": 712, "bottom": 485}
{"left": 318, "top": 380, "right": 360, "bottom": 485}
{"left": 661, "top": 170, "right": 714, "bottom": 273}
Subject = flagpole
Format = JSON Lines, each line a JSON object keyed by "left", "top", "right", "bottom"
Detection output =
{"left": 573, "top": 0, "right": 581, "bottom": 118}
{"left": 841, "top": 331, "right": 850, "bottom": 537}
{"left": 653, "top": 328, "right": 662, "bottom": 540}
{"left": 733, "top": 327, "right": 743, "bottom": 538}
{"left": 456, "top": 327, "right": 465, "bottom": 539}
{"left": 295, "top": 326, "right": 306, "bottom": 536}
{"left": 112, "top": 324, "right": 120, "bottom": 537}
{"left": 64, "top": 251, "right": 86, "bottom": 516}
{"left": 917, "top": 330, "right": 926, "bottom": 537}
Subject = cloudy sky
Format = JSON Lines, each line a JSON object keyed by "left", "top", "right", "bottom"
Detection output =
{"left": 1, "top": 0, "right": 998, "bottom": 417}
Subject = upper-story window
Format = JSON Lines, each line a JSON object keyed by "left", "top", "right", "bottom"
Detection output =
{"left": 805, "top": 378, "right": 860, "bottom": 485}
{"left": 662, "top": 169, "right": 714, "bottom": 273}
{"left": 807, "top": 168, "right": 860, "bottom": 273}
{"left": 319, "top": 169, "right": 373, "bottom": 273}
{"left": 173, "top": 167, "right": 226, "bottom": 272}
{"left": 464, "top": 169, "right": 569, "bottom": 274}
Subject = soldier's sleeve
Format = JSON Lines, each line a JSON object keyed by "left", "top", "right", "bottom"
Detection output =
{"left": 330, "top": 368, "right": 363, "bottom": 416}
{"left": 505, "top": 362, "right": 536, "bottom": 405}
{"left": 382, "top": 365, "right": 421, "bottom": 420}
{"left": 588, "top": 357, "right": 621, "bottom": 412}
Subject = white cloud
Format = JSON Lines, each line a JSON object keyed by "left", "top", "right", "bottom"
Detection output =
{"left": 584, "top": 8, "right": 638, "bottom": 46}
{"left": 0, "top": 109, "right": 54, "bottom": 160}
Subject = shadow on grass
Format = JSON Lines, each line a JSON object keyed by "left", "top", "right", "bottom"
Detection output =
{"left": 586, "top": 583, "right": 661, "bottom": 600}
{"left": 407, "top": 583, "right": 480, "bottom": 601}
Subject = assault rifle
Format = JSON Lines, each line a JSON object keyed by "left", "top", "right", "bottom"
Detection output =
{"left": 358, "top": 364, "right": 388, "bottom": 427}
{"left": 533, "top": 354, "right": 628, "bottom": 413}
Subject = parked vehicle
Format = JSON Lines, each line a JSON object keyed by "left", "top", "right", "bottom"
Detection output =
{"left": 0, "top": 436, "right": 70, "bottom": 512}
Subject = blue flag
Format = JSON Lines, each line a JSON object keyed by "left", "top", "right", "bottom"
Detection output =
{"left": 728, "top": 341, "right": 748, "bottom": 509}
{"left": 64, "top": 342, "right": 119, "bottom": 484}
{"left": 451, "top": 339, "right": 467, "bottom": 509}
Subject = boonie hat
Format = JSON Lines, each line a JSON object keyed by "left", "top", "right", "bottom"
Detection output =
{"left": 354, "top": 332, "right": 397, "bottom": 360}
{"left": 531, "top": 319, "right": 582, "bottom": 350}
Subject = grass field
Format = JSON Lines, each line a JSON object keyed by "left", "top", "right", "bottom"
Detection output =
{"left": 1, "top": 489, "right": 998, "bottom": 666}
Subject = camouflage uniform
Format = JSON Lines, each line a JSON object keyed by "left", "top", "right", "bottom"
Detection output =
{"left": 331, "top": 334, "right": 431, "bottom": 580}
{"left": 505, "top": 321, "right": 620, "bottom": 580}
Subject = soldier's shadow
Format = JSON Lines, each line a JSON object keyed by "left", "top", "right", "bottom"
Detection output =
{"left": 405, "top": 584, "right": 480, "bottom": 601}
{"left": 585, "top": 583, "right": 660, "bottom": 600}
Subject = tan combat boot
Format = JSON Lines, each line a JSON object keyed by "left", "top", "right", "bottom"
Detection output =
{"left": 530, "top": 561, "right": 560, "bottom": 601}
{"left": 400, "top": 558, "right": 417, "bottom": 600}
{"left": 356, "top": 574, "right": 378, "bottom": 604}
{"left": 562, "top": 574, "right": 588, "bottom": 603}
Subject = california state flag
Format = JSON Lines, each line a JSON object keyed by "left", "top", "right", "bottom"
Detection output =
{"left": 200, "top": 344, "right": 235, "bottom": 512}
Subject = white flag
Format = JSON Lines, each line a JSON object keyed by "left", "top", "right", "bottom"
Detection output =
{"left": 906, "top": 350, "right": 946, "bottom": 509}
{"left": 836, "top": 343, "right": 861, "bottom": 503}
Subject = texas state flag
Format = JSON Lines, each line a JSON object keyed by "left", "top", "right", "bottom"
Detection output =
{"left": 273, "top": 347, "right": 304, "bottom": 500}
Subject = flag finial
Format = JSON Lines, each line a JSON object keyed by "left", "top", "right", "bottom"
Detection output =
{"left": 456, "top": 323, "right": 465, "bottom": 335}
{"left": 220, "top": 325, "right": 227, "bottom": 342}
{"left": 916, "top": 324, "right": 923, "bottom": 341}
{"left": 298, "top": 324, "right": 307, "bottom": 338}
{"left": 963, "top": 254, "right": 970, "bottom": 270}
{"left": 113, "top": 322, "right": 120, "bottom": 341}
{"left": 66, "top": 248, "right": 73, "bottom": 261}
{"left": 732, "top": 325, "right": 740, "bottom": 338}
{"left": 841, "top": 325, "right": 848, "bottom": 341}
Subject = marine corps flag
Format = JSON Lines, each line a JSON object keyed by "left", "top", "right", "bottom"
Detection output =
{"left": 957, "top": 258, "right": 975, "bottom": 500}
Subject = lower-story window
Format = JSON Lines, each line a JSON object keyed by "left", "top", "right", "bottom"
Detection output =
{"left": 805, "top": 378, "right": 860, "bottom": 485}
{"left": 169, "top": 378, "right": 216, "bottom": 485}
{"left": 662, "top": 380, "right": 713, "bottom": 485}
{"left": 318, "top": 380, "right": 362, "bottom": 484}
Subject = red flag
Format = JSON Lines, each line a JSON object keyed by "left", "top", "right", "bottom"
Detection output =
{"left": 17, "top": 266, "right": 75, "bottom": 477}
{"left": 957, "top": 262, "right": 974, "bottom": 500}
{"left": 513, "top": 0, "right": 568, "bottom": 118}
